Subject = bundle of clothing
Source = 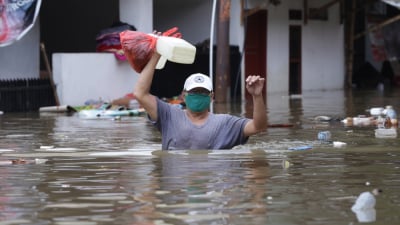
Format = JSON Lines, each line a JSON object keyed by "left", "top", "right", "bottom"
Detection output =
{"left": 96, "top": 21, "right": 136, "bottom": 60}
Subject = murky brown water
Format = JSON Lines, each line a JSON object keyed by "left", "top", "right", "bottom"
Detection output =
{"left": 0, "top": 89, "right": 399, "bottom": 225}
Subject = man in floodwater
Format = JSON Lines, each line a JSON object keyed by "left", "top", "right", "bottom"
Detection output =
{"left": 134, "top": 52, "right": 267, "bottom": 150}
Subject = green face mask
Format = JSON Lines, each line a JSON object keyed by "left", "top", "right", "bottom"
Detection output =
{"left": 185, "top": 93, "right": 211, "bottom": 112}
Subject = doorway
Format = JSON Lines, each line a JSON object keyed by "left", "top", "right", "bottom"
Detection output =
{"left": 244, "top": 10, "right": 267, "bottom": 102}
{"left": 289, "top": 25, "right": 302, "bottom": 95}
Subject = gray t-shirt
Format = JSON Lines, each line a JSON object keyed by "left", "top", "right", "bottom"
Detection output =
{"left": 152, "top": 98, "right": 250, "bottom": 150}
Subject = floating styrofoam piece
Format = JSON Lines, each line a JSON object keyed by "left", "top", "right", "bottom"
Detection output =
{"left": 375, "top": 128, "right": 397, "bottom": 138}
{"left": 333, "top": 141, "right": 347, "bottom": 148}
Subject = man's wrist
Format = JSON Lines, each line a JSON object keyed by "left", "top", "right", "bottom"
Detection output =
{"left": 252, "top": 93, "right": 263, "bottom": 98}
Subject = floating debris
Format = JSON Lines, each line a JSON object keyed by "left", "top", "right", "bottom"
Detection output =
{"left": 333, "top": 141, "right": 347, "bottom": 148}
{"left": 314, "top": 115, "right": 332, "bottom": 122}
{"left": 375, "top": 128, "right": 397, "bottom": 138}
{"left": 351, "top": 189, "right": 382, "bottom": 223}
{"left": 288, "top": 145, "right": 312, "bottom": 151}
{"left": 352, "top": 188, "right": 382, "bottom": 211}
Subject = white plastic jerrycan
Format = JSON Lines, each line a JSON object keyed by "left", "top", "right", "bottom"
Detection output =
{"left": 155, "top": 36, "right": 197, "bottom": 69}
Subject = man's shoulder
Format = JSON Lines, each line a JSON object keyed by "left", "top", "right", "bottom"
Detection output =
{"left": 156, "top": 97, "right": 184, "bottom": 112}
{"left": 212, "top": 113, "right": 242, "bottom": 120}
{"left": 211, "top": 113, "right": 250, "bottom": 126}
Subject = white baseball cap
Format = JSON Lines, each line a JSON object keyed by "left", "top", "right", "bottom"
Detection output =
{"left": 183, "top": 73, "right": 213, "bottom": 91}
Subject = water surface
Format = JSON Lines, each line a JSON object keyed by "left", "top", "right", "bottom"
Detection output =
{"left": 0, "top": 89, "right": 399, "bottom": 225}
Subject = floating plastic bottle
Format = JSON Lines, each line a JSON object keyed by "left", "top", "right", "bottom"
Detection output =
{"left": 351, "top": 188, "right": 382, "bottom": 223}
{"left": 367, "top": 107, "right": 384, "bottom": 116}
{"left": 317, "top": 131, "right": 331, "bottom": 141}
{"left": 342, "top": 116, "right": 374, "bottom": 126}
{"left": 288, "top": 145, "right": 312, "bottom": 151}
{"left": 383, "top": 105, "right": 397, "bottom": 119}
{"left": 353, "top": 116, "right": 373, "bottom": 126}
{"left": 352, "top": 189, "right": 381, "bottom": 211}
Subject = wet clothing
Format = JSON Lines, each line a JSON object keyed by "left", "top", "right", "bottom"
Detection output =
{"left": 151, "top": 98, "right": 249, "bottom": 150}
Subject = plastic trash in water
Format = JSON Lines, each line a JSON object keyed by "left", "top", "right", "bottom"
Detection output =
{"left": 353, "top": 116, "right": 373, "bottom": 126}
{"left": 282, "top": 160, "right": 292, "bottom": 169}
{"left": 367, "top": 107, "right": 384, "bottom": 116}
{"left": 353, "top": 208, "right": 376, "bottom": 223}
{"left": 342, "top": 116, "right": 373, "bottom": 126}
{"left": 317, "top": 131, "right": 331, "bottom": 141}
{"left": 288, "top": 145, "right": 312, "bottom": 151}
{"left": 375, "top": 128, "right": 397, "bottom": 138}
{"left": 352, "top": 189, "right": 381, "bottom": 211}
{"left": 34, "top": 158, "right": 48, "bottom": 164}
{"left": 333, "top": 141, "right": 347, "bottom": 148}
{"left": 351, "top": 189, "right": 382, "bottom": 223}
{"left": 383, "top": 105, "right": 397, "bottom": 119}
{"left": 314, "top": 116, "right": 332, "bottom": 122}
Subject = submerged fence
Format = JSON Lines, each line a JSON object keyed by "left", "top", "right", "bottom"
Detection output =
{"left": 0, "top": 78, "right": 56, "bottom": 112}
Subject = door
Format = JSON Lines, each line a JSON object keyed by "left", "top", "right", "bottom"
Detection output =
{"left": 289, "top": 25, "right": 302, "bottom": 95}
{"left": 244, "top": 10, "right": 267, "bottom": 102}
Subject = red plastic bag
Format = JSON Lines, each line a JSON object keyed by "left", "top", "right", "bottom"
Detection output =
{"left": 120, "top": 30, "right": 157, "bottom": 73}
{"left": 120, "top": 27, "right": 182, "bottom": 73}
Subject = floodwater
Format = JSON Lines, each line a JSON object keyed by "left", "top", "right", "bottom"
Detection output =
{"left": 0, "top": 89, "right": 399, "bottom": 225}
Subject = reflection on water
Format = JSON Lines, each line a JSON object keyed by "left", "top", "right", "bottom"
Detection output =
{"left": 0, "top": 90, "right": 399, "bottom": 224}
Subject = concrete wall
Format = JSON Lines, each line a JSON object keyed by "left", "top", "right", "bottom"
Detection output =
{"left": 302, "top": 2, "right": 345, "bottom": 91}
{"left": 53, "top": 53, "right": 138, "bottom": 106}
{"left": 0, "top": 21, "right": 40, "bottom": 79}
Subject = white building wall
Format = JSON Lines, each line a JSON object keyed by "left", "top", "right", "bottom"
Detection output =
{"left": 120, "top": 0, "right": 153, "bottom": 33}
{"left": 267, "top": 2, "right": 291, "bottom": 94}
{"left": 0, "top": 21, "right": 40, "bottom": 79}
{"left": 302, "top": 3, "right": 345, "bottom": 91}
{"left": 53, "top": 53, "right": 137, "bottom": 106}
{"left": 267, "top": 0, "right": 345, "bottom": 94}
